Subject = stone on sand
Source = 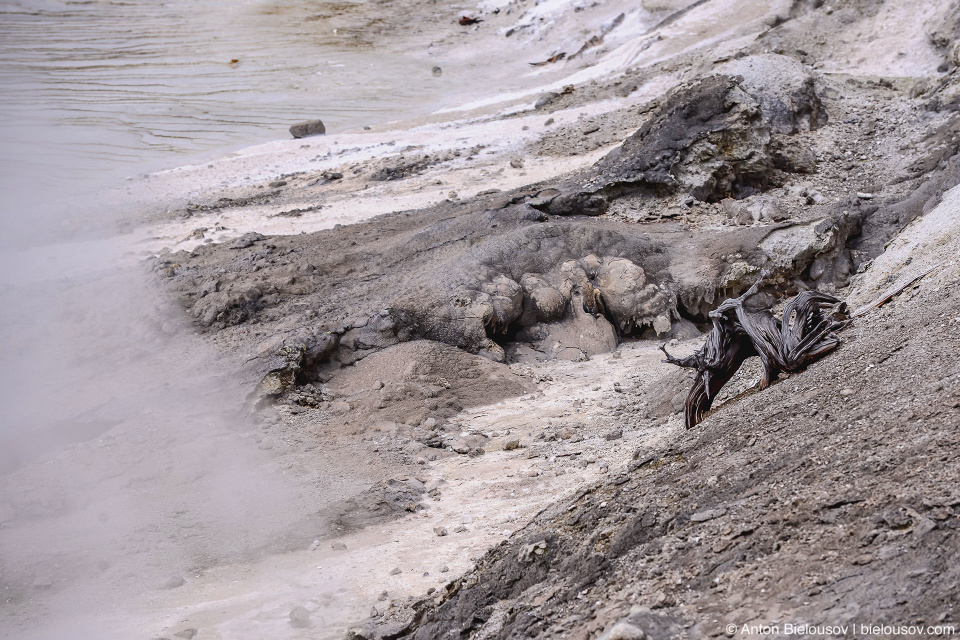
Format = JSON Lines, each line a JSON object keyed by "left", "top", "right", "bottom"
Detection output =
{"left": 289, "top": 119, "right": 326, "bottom": 138}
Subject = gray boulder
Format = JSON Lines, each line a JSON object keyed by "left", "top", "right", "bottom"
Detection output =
{"left": 289, "top": 119, "right": 326, "bottom": 138}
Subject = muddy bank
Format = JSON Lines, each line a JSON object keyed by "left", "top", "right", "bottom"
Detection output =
{"left": 150, "top": 8, "right": 960, "bottom": 639}
{"left": 356, "top": 190, "right": 960, "bottom": 639}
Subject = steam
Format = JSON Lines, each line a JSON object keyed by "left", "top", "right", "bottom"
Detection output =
{"left": 0, "top": 115, "right": 303, "bottom": 640}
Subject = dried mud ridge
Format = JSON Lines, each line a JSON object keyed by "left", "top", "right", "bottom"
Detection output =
{"left": 160, "top": 55, "right": 958, "bottom": 412}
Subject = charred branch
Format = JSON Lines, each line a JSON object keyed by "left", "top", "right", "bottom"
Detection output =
{"left": 663, "top": 279, "right": 848, "bottom": 429}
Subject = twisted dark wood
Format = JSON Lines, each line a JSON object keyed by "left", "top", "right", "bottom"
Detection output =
{"left": 662, "top": 281, "right": 848, "bottom": 429}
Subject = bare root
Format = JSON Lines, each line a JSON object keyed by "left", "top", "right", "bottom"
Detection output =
{"left": 664, "top": 281, "right": 848, "bottom": 429}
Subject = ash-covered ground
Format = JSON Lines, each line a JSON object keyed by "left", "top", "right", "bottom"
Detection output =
{"left": 3, "top": 0, "right": 960, "bottom": 639}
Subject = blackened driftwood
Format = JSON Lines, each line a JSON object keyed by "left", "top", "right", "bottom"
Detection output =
{"left": 661, "top": 280, "right": 848, "bottom": 429}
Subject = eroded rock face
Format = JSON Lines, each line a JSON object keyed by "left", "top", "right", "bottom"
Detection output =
{"left": 513, "top": 293, "right": 618, "bottom": 362}
{"left": 595, "top": 258, "right": 674, "bottom": 335}
{"left": 519, "top": 274, "right": 566, "bottom": 325}
{"left": 716, "top": 54, "right": 828, "bottom": 135}
{"left": 531, "top": 57, "right": 827, "bottom": 216}
{"left": 759, "top": 212, "right": 863, "bottom": 286}
{"left": 162, "top": 196, "right": 868, "bottom": 401}
{"left": 760, "top": 219, "right": 839, "bottom": 273}
{"left": 537, "top": 76, "right": 771, "bottom": 216}
{"left": 158, "top": 56, "right": 875, "bottom": 399}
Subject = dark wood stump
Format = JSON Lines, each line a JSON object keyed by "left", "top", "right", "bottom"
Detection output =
{"left": 662, "top": 280, "right": 848, "bottom": 429}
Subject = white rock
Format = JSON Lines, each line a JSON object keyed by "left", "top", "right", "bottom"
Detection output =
{"left": 598, "top": 621, "right": 647, "bottom": 640}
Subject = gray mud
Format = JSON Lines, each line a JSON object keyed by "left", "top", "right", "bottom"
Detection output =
{"left": 361, "top": 268, "right": 960, "bottom": 639}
